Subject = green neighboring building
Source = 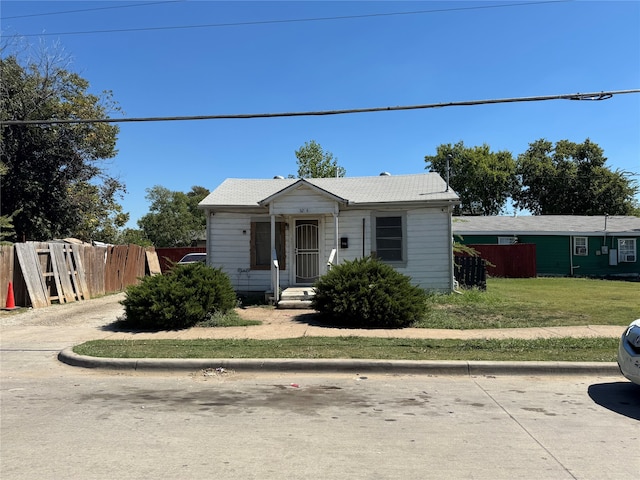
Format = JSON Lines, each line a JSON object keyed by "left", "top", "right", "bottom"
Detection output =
{"left": 453, "top": 215, "right": 640, "bottom": 279}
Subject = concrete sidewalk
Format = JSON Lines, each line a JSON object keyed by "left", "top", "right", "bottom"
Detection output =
{"left": 85, "top": 304, "right": 626, "bottom": 341}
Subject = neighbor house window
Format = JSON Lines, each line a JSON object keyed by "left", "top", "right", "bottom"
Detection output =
{"left": 374, "top": 215, "right": 404, "bottom": 263}
{"left": 251, "top": 222, "right": 286, "bottom": 270}
{"left": 574, "top": 237, "right": 588, "bottom": 256}
{"left": 618, "top": 238, "right": 636, "bottom": 263}
{"left": 498, "top": 236, "right": 517, "bottom": 245}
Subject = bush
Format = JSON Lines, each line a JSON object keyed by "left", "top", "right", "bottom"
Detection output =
{"left": 120, "top": 263, "right": 237, "bottom": 330}
{"left": 311, "top": 257, "right": 429, "bottom": 328}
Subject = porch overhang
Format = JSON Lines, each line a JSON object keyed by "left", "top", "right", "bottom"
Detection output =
{"left": 258, "top": 178, "right": 350, "bottom": 208}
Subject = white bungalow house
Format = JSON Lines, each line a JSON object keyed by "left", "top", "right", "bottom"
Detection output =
{"left": 198, "top": 173, "right": 460, "bottom": 302}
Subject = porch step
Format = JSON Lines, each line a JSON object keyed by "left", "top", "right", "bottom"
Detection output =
{"left": 277, "top": 287, "right": 315, "bottom": 309}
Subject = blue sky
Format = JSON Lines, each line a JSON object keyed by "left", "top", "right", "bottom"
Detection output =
{"left": 3, "top": 1, "right": 639, "bottom": 228}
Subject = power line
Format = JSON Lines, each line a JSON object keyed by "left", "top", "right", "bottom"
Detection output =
{"left": 2, "top": 1, "right": 184, "bottom": 20}
{"left": 2, "top": 90, "right": 637, "bottom": 126}
{"left": 12, "top": 1, "right": 571, "bottom": 38}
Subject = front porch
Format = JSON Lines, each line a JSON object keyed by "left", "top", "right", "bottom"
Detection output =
{"left": 276, "top": 287, "right": 316, "bottom": 309}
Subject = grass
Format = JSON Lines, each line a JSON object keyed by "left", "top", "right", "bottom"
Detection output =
{"left": 73, "top": 337, "right": 620, "bottom": 362}
{"left": 74, "top": 277, "right": 634, "bottom": 361}
{"left": 416, "top": 277, "right": 639, "bottom": 329}
{"left": 196, "top": 310, "right": 261, "bottom": 328}
{"left": 197, "top": 277, "right": 638, "bottom": 330}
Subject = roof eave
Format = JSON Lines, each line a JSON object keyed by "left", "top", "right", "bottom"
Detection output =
{"left": 258, "top": 178, "right": 350, "bottom": 206}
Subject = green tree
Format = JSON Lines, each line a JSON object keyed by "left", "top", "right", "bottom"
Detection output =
{"left": 293, "top": 140, "right": 346, "bottom": 178}
{"left": 118, "top": 228, "right": 153, "bottom": 247}
{"left": 513, "top": 139, "right": 639, "bottom": 215}
{"left": 0, "top": 52, "right": 124, "bottom": 241}
{"left": 0, "top": 161, "right": 17, "bottom": 244}
{"left": 138, "top": 185, "right": 209, "bottom": 247}
{"left": 425, "top": 141, "right": 517, "bottom": 215}
{"left": 70, "top": 178, "right": 129, "bottom": 243}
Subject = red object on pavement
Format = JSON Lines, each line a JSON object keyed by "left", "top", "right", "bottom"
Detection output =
{"left": 5, "top": 282, "right": 16, "bottom": 309}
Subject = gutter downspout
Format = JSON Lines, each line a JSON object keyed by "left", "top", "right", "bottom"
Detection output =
{"left": 569, "top": 236, "right": 576, "bottom": 276}
{"left": 206, "top": 210, "right": 213, "bottom": 265}
{"left": 447, "top": 203, "right": 455, "bottom": 292}
{"left": 334, "top": 208, "right": 339, "bottom": 266}
{"left": 362, "top": 218, "right": 366, "bottom": 258}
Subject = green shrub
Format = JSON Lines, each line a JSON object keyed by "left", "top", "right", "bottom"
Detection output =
{"left": 120, "top": 263, "right": 237, "bottom": 330}
{"left": 311, "top": 257, "right": 429, "bottom": 328}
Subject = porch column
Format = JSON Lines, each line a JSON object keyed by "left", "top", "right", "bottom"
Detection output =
{"left": 271, "top": 214, "right": 276, "bottom": 261}
{"left": 271, "top": 214, "right": 276, "bottom": 295}
{"left": 333, "top": 212, "right": 339, "bottom": 264}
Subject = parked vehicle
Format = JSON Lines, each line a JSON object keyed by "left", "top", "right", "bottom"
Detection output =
{"left": 617, "top": 319, "right": 640, "bottom": 385}
{"left": 177, "top": 253, "right": 207, "bottom": 264}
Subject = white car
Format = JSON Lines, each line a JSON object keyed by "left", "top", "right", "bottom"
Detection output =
{"left": 177, "top": 253, "right": 207, "bottom": 264}
{"left": 618, "top": 319, "right": 640, "bottom": 385}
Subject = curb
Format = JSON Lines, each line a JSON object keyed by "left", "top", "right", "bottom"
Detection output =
{"left": 58, "top": 348, "right": 621, "bottom": 376}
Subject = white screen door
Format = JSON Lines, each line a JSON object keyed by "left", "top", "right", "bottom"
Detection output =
{"left": 295, "top": 220, "right": 319, "bottom": 284}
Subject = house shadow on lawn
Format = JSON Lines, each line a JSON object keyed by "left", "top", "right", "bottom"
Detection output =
{"left": 98, "top": 317, "right": 173, "bottom": 333}
{"left": 290, "top": 311, "right": 337, "bottom": 328}
{"left": 99, "top": 316, "right": 202, "bottom": 333}
{"left": 290, "top": 311, "right": 409, "bottom": 330}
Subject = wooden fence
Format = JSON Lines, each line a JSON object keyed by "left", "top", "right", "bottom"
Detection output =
{"left": 468, "top": 244, "right": 537, "bottom": 278}
{"left": 0, "top": 242, "right": 161, "bottom": 309}
{"left": 454, "top": 256, "right": 487, "bottom": 290}
{"left": 155, "top": 247, "right": 206, "bottom": 273}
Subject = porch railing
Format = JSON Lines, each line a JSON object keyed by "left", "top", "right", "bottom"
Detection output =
{"left": 271, "top": 248, "right": 280, "bottom": 303}
{"left": 327, "top": 248, "right": 337, "bottom": 270}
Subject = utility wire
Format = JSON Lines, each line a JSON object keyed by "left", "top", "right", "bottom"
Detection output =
{"left": 2, "top": 1, "right": 184, "bottom": 19}
{"left": 12, "top": 1, "right": 571, "bottom": 38}
{"left": 2, "top": 90, "right": 637, "bottom": 126}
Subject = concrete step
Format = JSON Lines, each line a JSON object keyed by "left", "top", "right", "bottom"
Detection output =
{"left": 277, "top": 287, "right": 315, "bottom": 309}
{"left": 276, "top": 300, "right": 313, "bottom": 309}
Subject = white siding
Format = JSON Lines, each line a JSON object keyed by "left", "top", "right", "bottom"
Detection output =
{"left": 404, "top": 209, "right": 453, "bottom": 291}
{"left": 270, "top": 185, "right": 338, "bottom": 215}
{"left": 208, "top": 206, "right": 453, "bottom": 293}
{"left": 324, "top": 208, "right": 452, "bottom": 292}
{"left": 208, "top": 212, "right": 290, "bottom": 292}
{"left": 333, "top": 210, "right": 372, "bottom": 263}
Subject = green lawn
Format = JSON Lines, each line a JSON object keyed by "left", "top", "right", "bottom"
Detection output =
{"left": 74, "top": 337, "right": 619, "bottom": 362}
{"left": 416, "top": 277, "right": 639, "bottom": 329}
{"left": 72, "top": 277, "right": 636, "bottom": 361}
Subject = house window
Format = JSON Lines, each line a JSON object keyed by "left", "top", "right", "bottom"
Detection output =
{"left": 374, "top": 215, "right": 404, "bottom": 262}
{"left": 498, "top": 236, "right": 517, "bottom": 245}
{"left": 251, "top": 222, "right": 286, "bottom": 270}
{"left": 573, "top": 237, "right": 588, "bottom": 256}
{"left": 618, "top": 238, "right": 636, "bottom": 263}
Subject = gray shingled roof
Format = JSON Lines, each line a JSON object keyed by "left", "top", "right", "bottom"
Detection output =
{"left": 453, "top": 215, "right": 640, "bottom": 235}
{"left": 199, "top": 173, "right": 459, "bottom": 207}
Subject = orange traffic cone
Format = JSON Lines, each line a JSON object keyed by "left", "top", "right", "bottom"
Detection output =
{"left": 4, "top": 282, "right": 17, "bottom": 310}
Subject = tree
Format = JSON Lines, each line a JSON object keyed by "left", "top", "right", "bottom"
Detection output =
{"left": 137, "top": 185, "right": 209, "bottom": 247}
{"left": 0, "top": 51, "right": 124, "bottom": 242}
{"left": 0, "top": 161, "right": 18, "bottom": 244}
{"left": 513, "top": 138, "right": 639, "bottom": 215}
{"left": 293, "top": 140, "right": 346, "bottom": 178}
{"left": 118, "top": 228, "right": 153, "bottom": 247}
{"left": 69, "top": 178, "right": 129, "bottom": 244}
{"left": 425, "top": 141, "right": 517, "bottom": 215}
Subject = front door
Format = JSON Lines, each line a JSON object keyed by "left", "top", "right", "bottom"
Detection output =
{"left": 295, "top": 219, "right": 319, "bottom": 284}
